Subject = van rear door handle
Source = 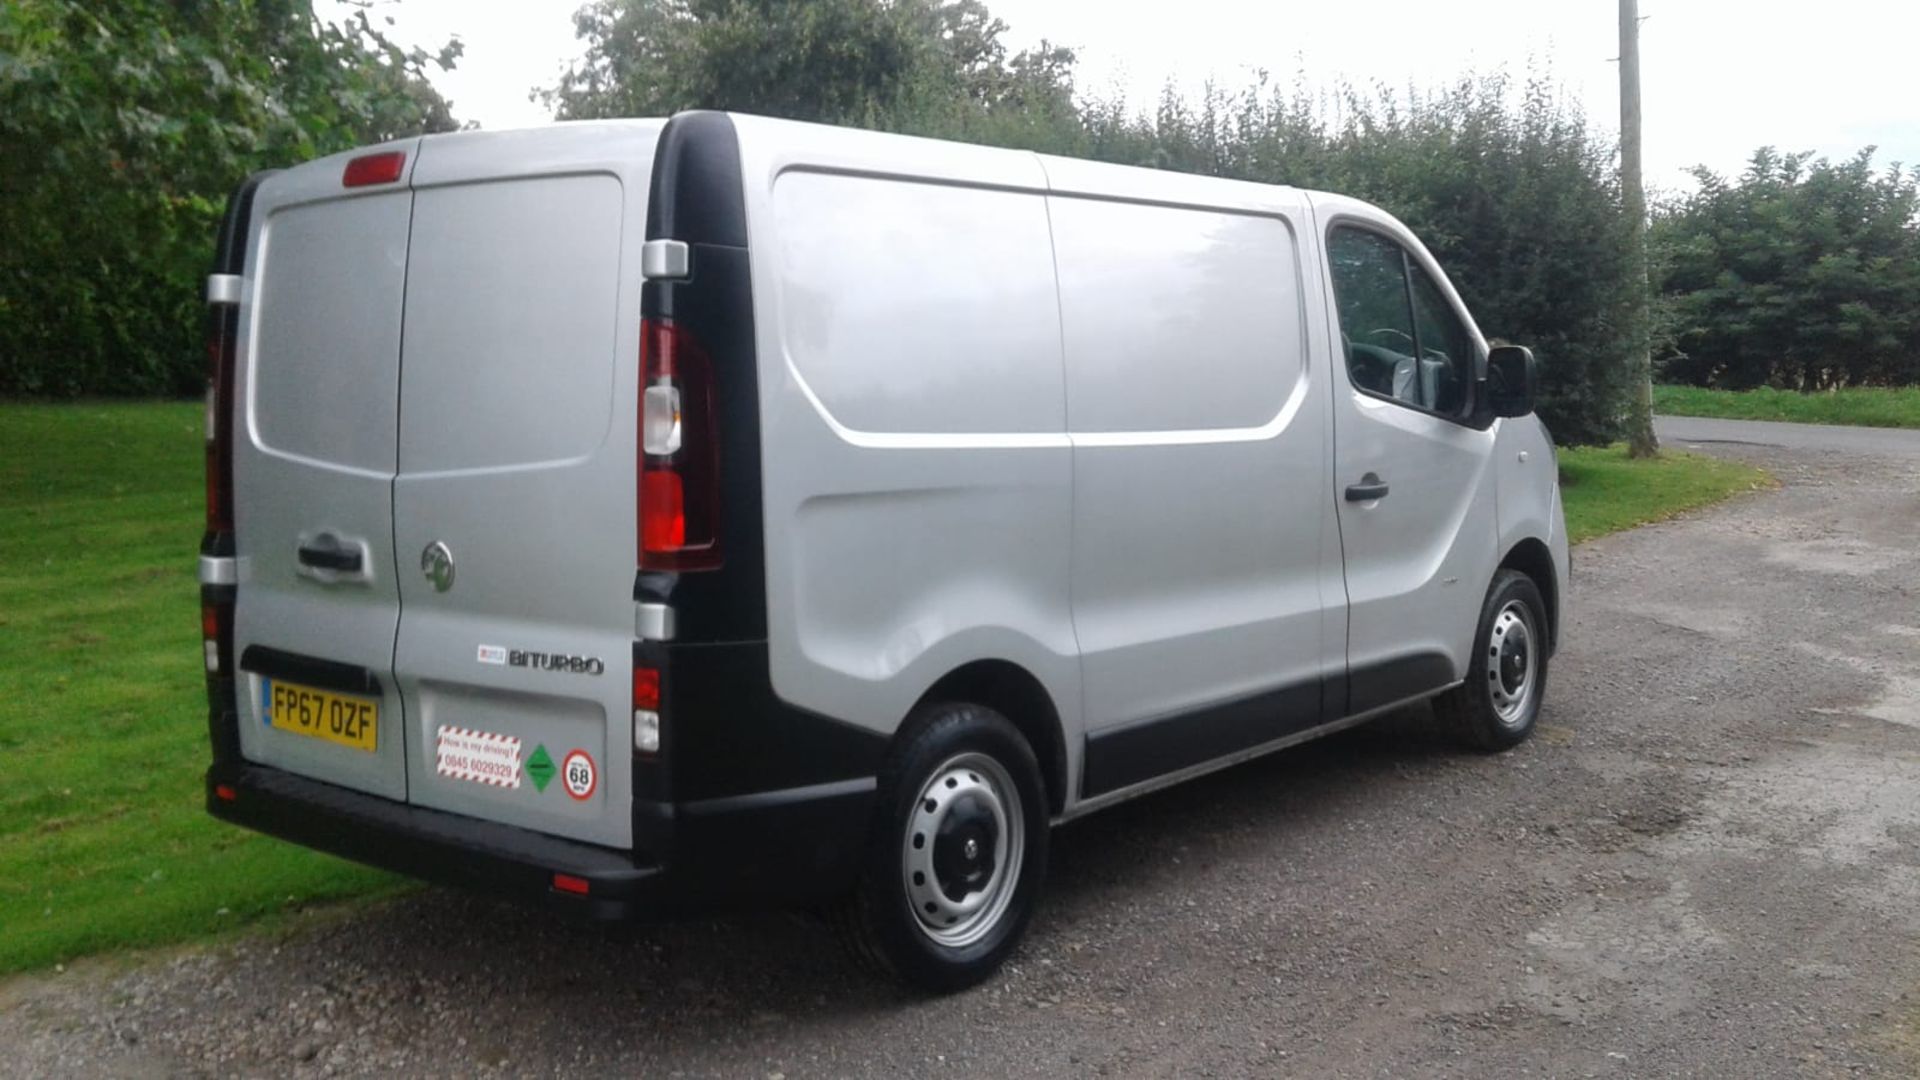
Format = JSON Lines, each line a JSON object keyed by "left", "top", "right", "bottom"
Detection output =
{"left": 1345, "top": 475, "right": 1390, "bottom": 502}
{"left": 297, "top": 543, "right": 363, "bottom": 573}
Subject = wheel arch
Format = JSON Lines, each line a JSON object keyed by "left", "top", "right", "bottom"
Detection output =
{"left": 1499, "top": 537, "right": 1559, "bottom": 652}
{"left": 914, "top": 660, "right": 1068, "bottom": 818}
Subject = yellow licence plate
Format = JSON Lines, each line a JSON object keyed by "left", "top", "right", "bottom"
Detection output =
{"left": 265, "top": 679, "right": 378, "bottom": 753}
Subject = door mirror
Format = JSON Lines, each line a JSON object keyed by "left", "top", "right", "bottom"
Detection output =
{"left": 1485, "top": 345, "right": 1536, "bottom": 419}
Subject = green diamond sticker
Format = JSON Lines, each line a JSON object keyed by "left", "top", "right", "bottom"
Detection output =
{"left": 525, "top": 744, "right": 556, "bottom": 793}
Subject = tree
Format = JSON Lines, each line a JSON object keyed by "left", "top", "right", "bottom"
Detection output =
{"left": 541, "top": 0, "right": 1081, "bottom": 150}
{"left": 0, "top": 0, "right": 461, "bottom": 396}
{"left": 1657, "top": 148, "right": 1920, "bottom": 390}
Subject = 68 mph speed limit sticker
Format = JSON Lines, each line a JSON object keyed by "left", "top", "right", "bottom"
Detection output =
{"left": 561, "top": 749, "right": 597, "bottom": 801}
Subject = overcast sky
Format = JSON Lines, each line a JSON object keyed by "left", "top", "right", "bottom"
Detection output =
{"left": 327, "top": 0, "right": 1918, "bottom": 192}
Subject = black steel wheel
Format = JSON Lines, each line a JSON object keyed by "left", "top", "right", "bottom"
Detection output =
{"left": 1435, "top": 569, "right": 1550, "bottom": 752}
{"left": 836, "top": 701, "right": 1048, "bottom": 992}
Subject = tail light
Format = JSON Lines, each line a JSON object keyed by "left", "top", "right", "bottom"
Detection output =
{"left": 638, "top": 318, "right": 721, "bottom": 570}
{"left": 632, "top": 665, "right": 661, "bottom": 755}
{"left": 204, "top": 305, "right": 235, "bottom": 534}
{"left": 202, "top": 599, "right": 231, "bottom": 675}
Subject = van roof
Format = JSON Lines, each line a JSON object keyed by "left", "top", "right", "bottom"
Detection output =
{"left": 310, "top": 112, "right": 1400, "bottom": 235}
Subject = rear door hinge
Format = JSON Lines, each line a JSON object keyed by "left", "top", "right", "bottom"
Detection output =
{"left": 641, "top": 239, "right": 690, "bottom": 281}
{"left": 206, "top": 273, "right": 244, "bottom": 306}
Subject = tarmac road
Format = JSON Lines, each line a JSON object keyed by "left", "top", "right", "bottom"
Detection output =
{"left": 5, "top": 417, "right": 1918, "bottom": 1077}
{"left": 1657, "top": 413, "right": 1920, "bottom": 458}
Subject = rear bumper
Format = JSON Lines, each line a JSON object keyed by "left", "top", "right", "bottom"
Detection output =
{"left": 206, "top": 761, "right": 874, "bottom": 921}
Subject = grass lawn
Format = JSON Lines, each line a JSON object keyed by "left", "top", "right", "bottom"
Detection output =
{"left": 0, "top": 402, "right": 404, "bottom": 976}
{"left": 1655, "top": 384, "right": 1920, "bottom": 430}
{"left": 1557, "top": 444, "right": 1770, "bottom": 544}
{"left": 0, "top": 403, "right": 1766, "bottom": 975}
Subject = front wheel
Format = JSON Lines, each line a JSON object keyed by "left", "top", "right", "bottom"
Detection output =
{"left": 836, "top": 702, "right": 1048, "bottom": 992}
{"left": 1434, "top": 569, "right": 1549, "bottom": 751}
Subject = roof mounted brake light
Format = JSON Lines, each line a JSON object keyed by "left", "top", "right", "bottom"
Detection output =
{"left": 343, "top": 151, "right": 406, "bottom": 188}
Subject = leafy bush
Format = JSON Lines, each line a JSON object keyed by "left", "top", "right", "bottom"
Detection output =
{"left": 1065, "top": 74, "right": 1637, "bottom": 446}
{"left": 0, "top": 0, "right": 459, "bottom": 396}
{"left": 1656, "top": 148, "right": 1920, "bottom": 390}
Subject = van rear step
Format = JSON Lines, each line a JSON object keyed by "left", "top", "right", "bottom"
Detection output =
{"left": 208, "top": 763, "right": 657, "bottom": 920}
{"left": 205, "top": 758, "right": 875, "bottom": 920}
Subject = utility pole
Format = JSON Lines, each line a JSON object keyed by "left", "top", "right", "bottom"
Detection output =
{"left": 1620, "top": 0, "right": 1659, "bottom": 456}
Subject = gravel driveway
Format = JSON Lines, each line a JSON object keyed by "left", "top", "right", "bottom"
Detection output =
{"left": 5, "top": 417, "right": 1918, "bottom": 1078}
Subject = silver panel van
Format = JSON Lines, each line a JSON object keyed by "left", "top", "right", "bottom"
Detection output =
{"left": 200, "top": 112, "right": 1569, "bottom": 989}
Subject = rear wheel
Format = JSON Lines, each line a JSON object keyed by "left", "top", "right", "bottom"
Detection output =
{"left": 1435, "top": 569, "right": 1549, "bottom": 751}
{"left": 836, "top": 702, "right": 1048, "bottom": 992}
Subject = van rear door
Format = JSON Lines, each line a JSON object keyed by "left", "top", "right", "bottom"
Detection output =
{"left": 391, "top": 125, "right": 660, "bottom": 849}
{"left": 231, "top": 139, "right": 420, "bottom": 801}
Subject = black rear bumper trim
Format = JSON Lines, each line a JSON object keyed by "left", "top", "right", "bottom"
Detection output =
{"left": 206, "top": 760, "right": 876, "bottom": 920}
{"left": 208, "top": 762, "right": 659, "bottom": 920}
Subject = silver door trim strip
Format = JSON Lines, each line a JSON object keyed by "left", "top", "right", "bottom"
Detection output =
{"left": 783, "top": 354, "right": 1311, "bottom": 450}
{"left": 1054, "top": 682, "right": 1463, "bottom": 824}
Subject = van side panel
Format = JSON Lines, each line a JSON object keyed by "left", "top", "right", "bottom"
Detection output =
{"left": 1039, "top": 159, "right": 1345, "bottom": 795}
{"left": 732, "top": 117, "right": 1083, "bottom": 786}
{"left": 768, "top": 171, "right": 1064, "bottom": 436}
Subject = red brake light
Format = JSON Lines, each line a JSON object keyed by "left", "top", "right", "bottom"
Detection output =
{"left": 342, "top": 151, "right": 406, "bottom": 188}
{"left": 640, "top": 471, "right": 684, "bottom": 551}
{"left": 214, "top": 784, "right": 238, "bottom": 803}
{"left": 638, "top": 318, "right": 721, "bottom": 570}
{"left": 552, "top": 873, "right": 590, "bottom": 896}
{"left": 632, "top": 667, "right": 661, "bottom": 712}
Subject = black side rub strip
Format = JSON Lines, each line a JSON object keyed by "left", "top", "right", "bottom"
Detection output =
{"left": 239, "top": 645, "right": 383, "bottom": 697}
{"left": 1082, "top": 678, "right": 1325, "bottom": 797}
{"left": 1345, "top": 650, "right": 1456, "bottom": 717}
{"left": 1080, "top": 650, "right": 1462, "bottom": 798}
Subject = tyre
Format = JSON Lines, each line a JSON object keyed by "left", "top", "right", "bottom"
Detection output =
{"left": 836, "top": 701, "right": 1049, "bottom": 992}
{"left": 1434, "top": 568, "right": 1549, "bottom": 751}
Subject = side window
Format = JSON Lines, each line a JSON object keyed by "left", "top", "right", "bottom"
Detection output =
{"left": 1326, "top": 226, "right": 1476, "bottom": 419}
{"left": 1326, "top": 228, "right": 1417, "bottom": 401}
{"left": 1407, "top": 264, "right": 1475, "bottom": 417}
